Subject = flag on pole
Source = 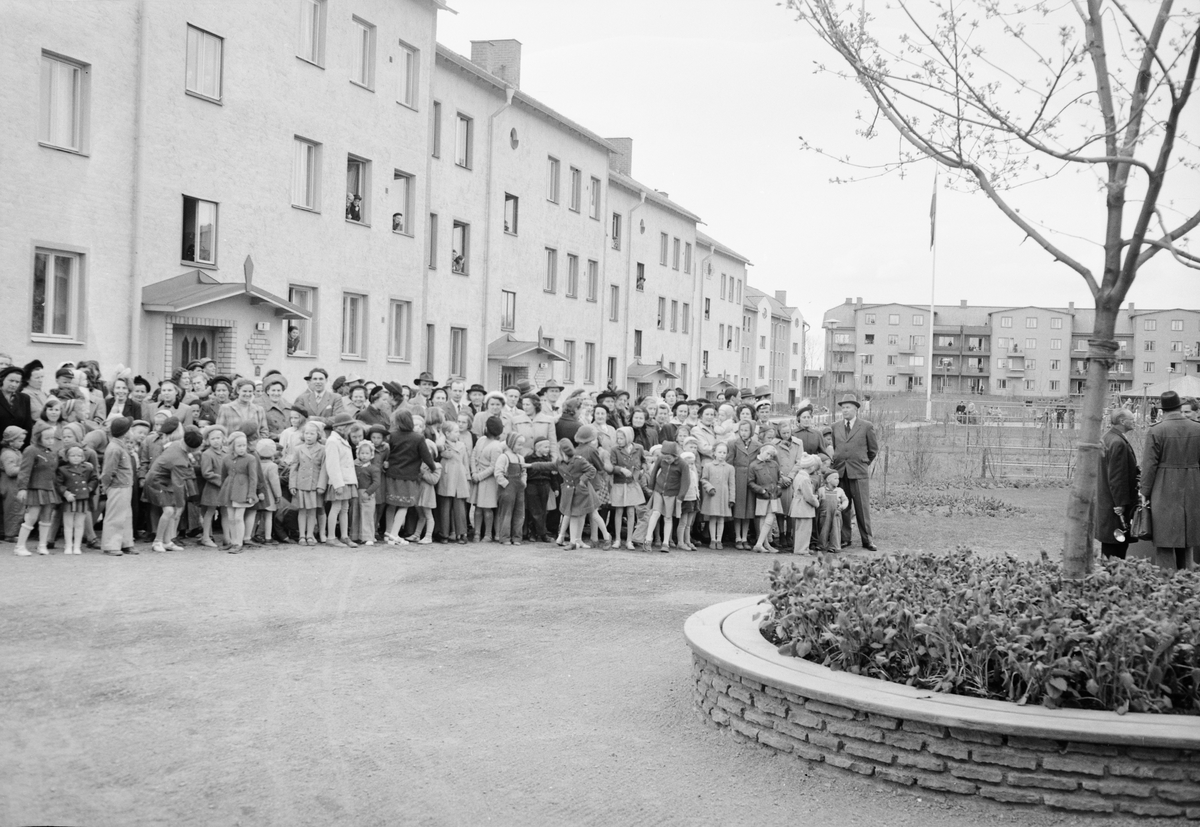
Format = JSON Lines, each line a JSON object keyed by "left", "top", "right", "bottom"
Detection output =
{"left": 930, "top": 168, "right": 938, "bottom": 249}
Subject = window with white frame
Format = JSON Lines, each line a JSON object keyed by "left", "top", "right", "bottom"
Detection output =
{"left": 864, "top": 313, "right": 876, "bottom": 325}
{"left": 569, "top": 167, "right": 581, "bottom": 212}
{"left": 608, "top": 357, "right": 617, "bottom": 386}
{"left": 392, "top": 170, "right": 413, "bottom": 234}
{"left": 1050, "top": 338, "right": 1062, "bottom": 350}
{"left": 185, "top": 25, "right": 223, "bottom": 101}
{"left": 1171, "top": 340, "right": 1184, "bottom": 352}
{"left": 670, "top": 300, "right": 679, "bottom": 332}
{"left": 1026, "top": 317, "right": 1037, "bottom": 328}
{"left": 388, "top": 299, "right": 411, "bottom": 360}
{"left": 589, "top": 176, "right": 601, "bottom": 219}
{"left": 609, "top": 285, "right": 619, "bottom": 321}
{"left": 611, "top": 213, "right": 621, "bottom": 250}
{"left": 912, "top": 314, "right": 925, "bottom": 326}
{"left": 672, "top": 238, "right": 681, "bottom": 271}
{"left": 351, "top": 17, "right": 375, "bottom": 88}
{"left": 887, "top": 375, "right": 896, "bottom": 386}
{"left": 455, "top": 113, "right": 472, "bottom": 168}
{"left": 1145, "top": 340, "right": 1157, "bottom": 352}
{"left": 547, "top": 157, "right": 560, "bottom": 202}
{"left": 544, "top": 248, "right": 557, "bottom": 293}
{"left": 563, "top": 340, "right": 576, "bottom": 382}
{"left": 40, "top": 52, "right": 88, "bottom": 152}
{"left": 1144, "top": 362, "right": 1155, "bottom": 372}
{"left": 292, "top": 137, "right": 320, "bottom": 210}
{"left": 1144, "top": 319, "right": 1157, "bottom": 331}
{"left": 721, "top": 275, "right": 727, "bottom": 299}
{"left": 584, "top": 342, "right": 595, "bottom": 383}
{"left": 633, "top": 329, "right": 642, "bottom": 359}
{"left": 431, "top": 101, "right": 441, "bottom": 157}
{"left": 682, "top": 303, "right": 690, "bottom": 334}
{"left": 1025, "top": 338, "right": 1037, "bottom": 349}
{"left": 704, "top": 298, "right": 711, "bottom": 320}
{"left": 1049, "top": 380, "right": 1060, "bottom": 391}
{"left": 635, "top": 263, "right": 644, "bottom": 291}
{"left": 504, "top": 193, "right": 518, "bottom": 234}
{"left": 341, "top": 293, "right": 366, "bottom": 357}
{"left": 1051, "top": 317, "right": 1063, "bottom": 329}
{"left": 297, "top": 0, "right": 326, "bottom": 65}
{"left": 1027, "top": 359, "right": 1036, "bottom": 369}
{"left": 345, "top": 155, "right": 370, "bottom": 223}
{"left": 736, "top": 279, "right": 742, "bottom": 302}
{"left": 31, "top": 249, "right": 82, "bottom": 340}
{"left": 659, "top": 233, "right": 668, "bottom": 266}
{"left": 501, "top": 290, "right": 515, "bottom": 331}
{"left": 1171, "top": 319, "right": 1184, "bottom": 331}
{"left": 428, "top": 212, "right": 438, "bottom": 269}
{"left": 397, "top": 42, "right": 418, "bottom": 107}
{"left": 586, "top": 259, "right": 598, "bottom": 302}
{"left": 450, "top": 327, "right": 467, "bottom": 377}
{"left": 888, "top": 314, "right": 900, "bottom": 325}
{"left": 566, "top": 254, "right": 579, "bottom": 298}
{"left": 288, "top": 285, "right": 316, "bottom": 356}
{"left": 684, "top": 242, "right": 692, "bottom": 274}
{"left": 718, "top": 324, "right": 725, "bottom": 348}
{"left": 656, "top": 297, "right": 666, "bottom": 330}
{"left": 425, "top": 325, "right": 435, "bottom": 373}
{"left": 181, "top": 196, "right": 217, "bottom": 265}
{"left": 451, "top": 221, "right": 468, "bottom": 274}
{"left": 1001, "top": 315, "right": 1013, "bottom": 328}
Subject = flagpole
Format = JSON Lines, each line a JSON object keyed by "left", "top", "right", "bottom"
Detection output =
{"left": 925, "top": 168, "right": 938, "bottom": 422}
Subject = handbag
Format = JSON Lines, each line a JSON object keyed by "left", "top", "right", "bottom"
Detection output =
{"left": 1129, "top": 504, "right": 1152, "bottom": 542}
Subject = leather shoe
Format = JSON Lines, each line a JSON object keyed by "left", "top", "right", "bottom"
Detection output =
{"left": 862, "top": 542, "right": 878, "bottom": 551}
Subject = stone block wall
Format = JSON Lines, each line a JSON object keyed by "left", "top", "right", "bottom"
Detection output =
{"left": 693, "top": 652, "right": 1200, "bottom": 818}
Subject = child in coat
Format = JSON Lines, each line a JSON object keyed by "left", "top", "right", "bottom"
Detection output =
{"left": 14, "top": 422, "right": 61, "bottom": 556}
{"left": 2, "top": 426, "right": 27, "bottom": 542}
{"left": 556, "top": 438, "right": 597, "bottom": 550}
{"left": 818, "top": 470, "right": 850, "bottom": 552}
{"left": 701, "top": 441, "right": 735, "bottom": 550}
{"left": 289, "top": 421, "right": 326, "bottom": 546}
{"left": 354, "top": 441, "right": 380, "bottom": 545}
{"left": 608, "top": 427, "right": 645, "bottom": 551}
{"left": 677, "top": 450, "right": 700, "bottom": 552}
{"left": 218, "top": 431, "right": 262, "bottom": 554}
{"left": 789, "top": 454, "right": 822, "bottom": 555}
{"left": 748, "top": 444, "right": 783, "bottom": 554}
{"left": 255, "top": 439, "right": 282, "bottom": 545}
{"left": 56, "top": 445, "right": 98, "bottom": 554}
{"left": 323, "top": 418, "right": 359, "bottom": 548}
{"left": 643, "top": 441, "right": 688, "bottom": 554}
{"left": 198, "top": 425, "right": 227, "bottom": 548}
{"left": 435, "top": 421, "right": 470, "bottom": 543}
{"left": 99, "top": 417, "right": 136, "bottom": 555}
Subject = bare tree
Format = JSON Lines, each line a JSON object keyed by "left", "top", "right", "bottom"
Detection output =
{"left": 789, "top": 0, "right": 1199, "bottom": 577}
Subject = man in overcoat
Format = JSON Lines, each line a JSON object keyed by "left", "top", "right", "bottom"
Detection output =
{"left": 1095, "top": 408, "right": 1139, "bottom": 559}
{"left": 830, "top": 393, "right": 878, "bottom": 551}
{"left": 1140, "top": 390, "right": 1200, "bottom": 570}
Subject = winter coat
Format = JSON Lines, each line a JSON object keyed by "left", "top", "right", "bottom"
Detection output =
{"left": 218, "top": 453, "right": 262, "bottom": 507}
{"left": 323, "top": 432, "right": 357, "bottom": 491}
{"left": 56, "top": 462, "right": 98, "bottom": 502}
{"left": 435, "top": 440, "right": 471, "bottom": 498}
{"left": 748, "top": 458, "right": 782, "bottom": 500}
{"left": 1140, "top": 413, "right": 1200, "bottom": 547}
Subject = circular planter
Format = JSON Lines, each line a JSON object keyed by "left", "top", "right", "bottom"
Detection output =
{"left": 685, "top": 597, "right": 1200, "bottom": 818}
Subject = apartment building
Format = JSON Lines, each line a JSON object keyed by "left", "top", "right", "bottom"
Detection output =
{"left": 821, "top": 298, "right": 1200, "bottom": 399}
{"left": 744, "top": 288, "right": 805, "bottom": 405}
{"left": 5, "top": 0, "right": 796, "bottom": 400}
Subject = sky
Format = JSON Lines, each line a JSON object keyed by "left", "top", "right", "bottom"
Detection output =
{"left": 437, "top": 0, "right": 1198, "bottom": 332}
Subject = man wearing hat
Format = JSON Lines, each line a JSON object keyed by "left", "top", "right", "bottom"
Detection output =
{"left": 539, "top": 379, "right": 564, "bottom": 411}
{"left": 1139, "top": 390, "right": 1200, "bottom": 570}
{"left": 830, "top": 393, "right": 878, "bottom": 551}
{"left": 738, "top": 387, "right": 754, "bottom": 403}
{"left": 466, "top": 384, "right": 486, "bottom": 418}
{"left": 412, "top": 371, "right": 438, "bottom": 407}
{"left": 295, "top": 368, "right": 345, "bottom": 421}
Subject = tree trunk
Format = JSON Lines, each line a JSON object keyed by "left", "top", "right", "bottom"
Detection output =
{"left": 1062, "top": 302, "right": 1120, "bottom": 579}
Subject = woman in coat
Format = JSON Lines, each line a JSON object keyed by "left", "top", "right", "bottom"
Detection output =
{"left": 729, "top": 420, "right": 762, "bottom": 550}
{"left": 384, "top": 409, "right": 436, "bottom": 545}
{"left": 1139, "top": 391, "right": 1200, "bottom": 570}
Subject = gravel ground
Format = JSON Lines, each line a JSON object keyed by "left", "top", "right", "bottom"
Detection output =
{"left": 0, "top": 487, "right": 1172, "bottom": 827}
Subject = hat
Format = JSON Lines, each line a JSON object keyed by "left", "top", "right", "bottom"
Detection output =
{"left": 1161, "top": 390, "right": 1182, "bottom": 412}
{"left": 344, "top": 382, "right": 366, "bottom": 398}
{"left": 209, "top": 375, "right": 232, "bottom": 390}
{"left": 516, "top": 378, "right": 535, "bottom": 396}
{"left": 739, "top": 388, "right": 754, "bottom": 400}
{"left": 660, "top": 440, "right": 678, "bottom": 457}
{"left": 185, "top": 360, "right": 203, "bottom": 371}
{"left": 331, "top": 375, "right": 346, "bottom": 392}
{"left": 415, "top": 371, "right": 437, "bottom": 387}
{"left": 679, "top": 450, "right": 695, "bottom": 463}
{"left": 484, "top": 416, "right": 504, "bottom": 438}
{"left": 753, "top": 385, "right": 771, "bottom": 399}
{"left": 255, "top": 438, "right": 277, "bottom": 458}
{"left": 329, "top": 412, "right": 358, "bottom": 429}
{"left": 367, "top": 424, "right": 389, "bottom": 438}
{"left": 232, "top": 377, "right": 255, "bottom": 392}
{"left": 800, "top": 453, "right": 822, "bottom": 473}
{"left": 595, "top": 390, "right": 615, "bottom": 405}
{"left": 202, "top": 424, "right": 227, "bottom": 439}
{"left": 183, "top": 430, "right": 204, "bottom": 449}
{"left": 382, "top": 381, "right": 405, "bottom": 399}
{"left": 198, "top": 358, "right": 216, "bottom": 369}
{"left": 262, "top": 372, "right": 288, "bottom": 391}
{"left": 303, "top": 367, "right": 328, "bottom": 381}
{"left": 368, "top": 385, "right": 386, "bottom": 402}
{"left": 540, "top": 379, "right": 564, "bottom": 394}
{"left": 130, "top": 419, "right": 151, "bottom": 431}
{"left": 0, "top": 365, "right": 22, "bottom": 384}
{"left": 159, "top": 416, "right": 181, "bottom": 436}
{"left": 288, "top": 404, "right": 309, "bottom": 418}
{"left": 468, "top": 383, "right": 487, "bottom": 395}
{"left": 837, "top": 393, "right": 861, "bottom": 408}
{"left": 756, "top": 399, "right": 772, "bottom": 410}
{"left": 575, "top": 424, "right": 597, "bottom": 444}
{"left": 55, "top": 367, "right": 75, "bottom": 381}
{"left": 795, "top": 404, "right": 814, "bottom": 417}
{"left": 22, "top": 359, "right": 44, "bottom": 378}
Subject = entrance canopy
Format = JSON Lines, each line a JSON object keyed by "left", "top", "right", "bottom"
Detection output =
{"left": 141, "top": 268, "right": 310, "bottom": 319}
{"left": 627, "top": 362, "right": 679, "bottom": 381}
{"left": 487, "top": 335, "right": 567, "bottom": 362}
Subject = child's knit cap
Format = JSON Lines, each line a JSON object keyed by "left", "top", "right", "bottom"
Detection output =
{"left": 255, "top": 439, "right": 276, "bottom": 459}
{"left": 659, "top": 440, "right": 678, "bottom": 457}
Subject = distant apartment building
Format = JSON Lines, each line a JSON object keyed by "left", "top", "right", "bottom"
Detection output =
{"left": 821, "top": 298, "right": 1200, "bottom": 399}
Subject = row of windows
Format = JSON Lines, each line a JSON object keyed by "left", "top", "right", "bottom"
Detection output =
{"left": 297, "top": 0, "right": 421, "bottom": 107}
{"left": 542, "top": 249, "right": 601, "bottom": 300}
{"left": 862, "top": 312, "right": 925, "bottom": 326}
{"left": 1144, "top": 319, "right": 1195, "bottom": 331}
{"left": 854, "top": 314, "right": 1199, "bottom": 335}
{"left": 718, "top": 274, "right": 743, "bottom": 303}
{"left": 654, "top": 298, "right": 691, "bottom": 333}
{"left": 656, "top": 232, "right": 693, "bottom": 273}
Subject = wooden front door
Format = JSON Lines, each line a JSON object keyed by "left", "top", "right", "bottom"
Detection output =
{"left": 173, "top": 326, "right": 216, "bottom": 370}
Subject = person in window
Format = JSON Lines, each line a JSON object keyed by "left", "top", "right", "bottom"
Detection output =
{"left": 392, "top": 213, "right": 404, "bottom": 232}
{"left": 346, "top": 193, "right": 362, "bottom": 222}
{"left": 287, "top": 325, "right": 301, "bottom": 356}
{"left": 452, "top": 250, "right": 465, "bottom": 273}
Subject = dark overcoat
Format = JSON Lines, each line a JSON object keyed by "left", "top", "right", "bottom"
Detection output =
{"left": 1139, "top": 412, "right": 1200, "bottom": 547}
{"left": 1094, "top": 426, "right": 1138, "bottom": 542}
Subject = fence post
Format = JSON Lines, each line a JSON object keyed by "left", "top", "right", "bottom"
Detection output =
{"left": 980, "top": 447, "right": 989, "bottom": 479}
{"left": 882, "top": 445, "right": 889, "bottom": 498}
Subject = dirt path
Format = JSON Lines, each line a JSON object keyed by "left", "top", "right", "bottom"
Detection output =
{"left": 0, "top": 489, "right": 1169, "bottom": 826}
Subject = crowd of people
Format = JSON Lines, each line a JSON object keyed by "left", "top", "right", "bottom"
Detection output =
{"left": 0, "top": 354, "right": 880, "bottom": 557}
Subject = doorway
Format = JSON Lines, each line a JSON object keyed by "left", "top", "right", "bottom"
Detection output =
{"left": 173, "top": 326, "right": 216, "bottom": 369}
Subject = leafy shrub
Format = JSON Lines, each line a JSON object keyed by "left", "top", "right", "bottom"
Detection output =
{"left": 875, "top": 488, "right": 1027, "bottom": 518}
{"left": 761, "top": 550, "right": 1200, "bottom": 715}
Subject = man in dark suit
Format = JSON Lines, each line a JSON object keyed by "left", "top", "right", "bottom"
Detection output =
{"left": 830, "top": 393, "right": 878, "bottom": 550}
{"left": 1095, "top": 408, "right": 1139, "bottom": 559}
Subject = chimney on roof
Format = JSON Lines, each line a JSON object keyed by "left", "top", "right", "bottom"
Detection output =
{"left": 1068, "top": 301, "right": 1074, "bottom": 311}
{"left": 469, "top": 39, "right": 522, "bottom": 89}
{"left": 775, "top": 290, "right": 787, "bottom": 304}
{"left": 607, "top": 137, "right": 633, "bottom": 176}
{"left": 960, "top": 300, "right": 967, "bottom": 307}
{"left": 855, "top": 297, "right": 862, "bottom": 308}
{"left": 845, "top": 297, "right": 853, "bottom": 305}
{"left": 1128, "top": 302, "right": 1135, "bottom": 311}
